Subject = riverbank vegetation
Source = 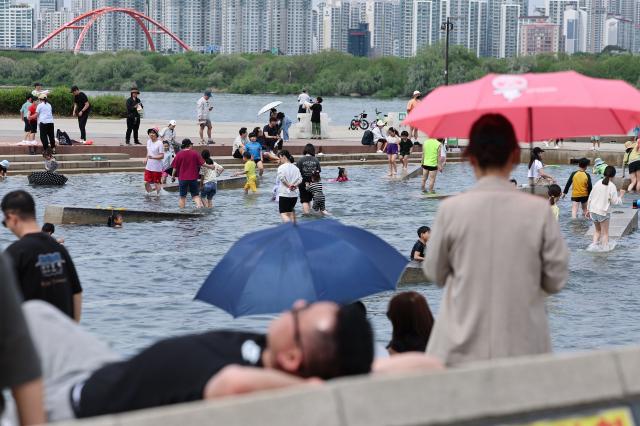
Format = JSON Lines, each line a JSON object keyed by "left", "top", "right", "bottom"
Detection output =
{"left": 0, "top": 46, "right": 639, "bottom": 98}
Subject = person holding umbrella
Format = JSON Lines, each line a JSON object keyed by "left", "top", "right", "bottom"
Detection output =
{"left": 423, "top": 114, "right": 568, "bottom": 366}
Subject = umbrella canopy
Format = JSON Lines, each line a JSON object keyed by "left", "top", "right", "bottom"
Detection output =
{"left": 404, "top": 71, "right": 640, "bottom": 141}
{"left": 258, "top": 101, "right": 283, "bottom": 116}
{"left": 195, "top": 220, "right": 407, "bottom": 317}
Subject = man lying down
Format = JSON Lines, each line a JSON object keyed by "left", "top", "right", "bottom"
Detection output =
{"left": 24, "top": 300, "right": 442, "bottom": 421}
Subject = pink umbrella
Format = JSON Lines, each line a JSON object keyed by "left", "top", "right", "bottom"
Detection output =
{"left": 404, "top": 71, "right": 640, "bottom": 142}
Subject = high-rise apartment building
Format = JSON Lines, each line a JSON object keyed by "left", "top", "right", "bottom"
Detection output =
{"left": 38, "top": 8, "right": 73, "bottom": 49}
{"left": 604, "top": 15, "right": 632, "bottom": 49}
{"left": 468, "top": 0, "right": 488, "bottom": 56}
{"left": 365, "top": 0, "right": 396, "bottom": 56}
{"left": 94, "top": 0, "right": 146, "bottom": 51}
{"left": 399, "top": 0, "right": 414, "bottom": 57}
{"left": 0, "top": 2, "right": 34, "bottom": 49}
{"left": 266, "top": 0, "right": 312, "bottom": 55}
{"left": 499, "top": 1, "right": 520, "bottom": 56}
{"left": 546, "top": 0, "right": 577, "bottom": 52}
{"left": 587, "top": 0, "right": 606, "bottom": 52}
{"left": 519, "top": 18, "right": 560, "bottom": 54}
{"left": 563, "top": 5, "right": 588, "bottom": 52}
{"left": 414, "top": 0, "right": 436, "bottom": 53}
{"left": 318, "top": 0, "right": 350, "bottom": 52}
{"left": 40, "top": 0, "right": 62, "bottom": 12}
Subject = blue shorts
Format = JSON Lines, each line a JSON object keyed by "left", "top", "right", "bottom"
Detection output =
{"left": 201, "top": 181, "right": 217, "bottom": 200}
{"left": 591, "top": 212, "right": 610, "bottom": 223}
{"left": 179, "top": 179, "right": 199, "bottom": 197}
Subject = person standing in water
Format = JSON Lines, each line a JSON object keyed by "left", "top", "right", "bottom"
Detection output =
{"left": 144, "top": 128, "right": 164, "bottom": 195}
{"left": 406, "top": 91, "right": 421, "bottom": 142}
{"left": 587, "top": 166, "right": 624, "bottom": 249}
{"left": 277, "top": 150, "right": 302, "bottom": 223}
{"left": 421, "top": 137, "right": 441, "bottom": 193}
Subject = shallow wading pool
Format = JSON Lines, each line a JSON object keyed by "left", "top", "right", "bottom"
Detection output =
{"left": 1, "top": 163, "right": 639, "bottom": 356}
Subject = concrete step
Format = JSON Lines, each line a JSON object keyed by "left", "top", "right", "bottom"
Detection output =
{"left": 7, "top": 159, "right": 145, "bottom": 171}
{"left": 1, "top": 153, "right": 131, "bottom": 162}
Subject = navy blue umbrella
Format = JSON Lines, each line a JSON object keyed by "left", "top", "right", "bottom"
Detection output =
{"left": 195, "top": 219, "right": 407, "bottom": 317}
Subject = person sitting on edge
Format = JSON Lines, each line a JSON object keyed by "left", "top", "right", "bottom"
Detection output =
{"left": 263, "top": 117, "right": 282, "bottom": 152}
{"left": 0, "top": 159, "right": 10, "bottom": 178}
{"left": 159, "top": 120, "right": 179, "bottom": 153}
{"left": 232, "top": 127, "right": 248, "bottom": 159}
{"left": 411, "top": 226, "right": 430, "bottom": 261}
{"left": 562, "top": 157, "right": 592, "bottom": 219}
{"left": 372, "top": 120, "right": 387, "bottom": 153}
{"left": 2, "top": 190, "right": 82, "bottom": 322}
{"left": 19, "top": 299, "right": 440, "bottom": 421}
{"left": 233, "top": 151, "right": 258, "bottom": 194}
{"left": 386, "top": 291, "right": 434, "bottom": 355}
{"left": 43, "top": 148, "right": 58, "bottom": 173}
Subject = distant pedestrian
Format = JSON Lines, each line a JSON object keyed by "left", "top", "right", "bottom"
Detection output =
{"left": 34, "top": 93, "right": 55, "bottom": 153}
{"left": 548, "top": 184, "right": 562, "bottom": 221}
{"left": 310, "top": 97, "right": 323, "bottom": 139}
{"left": 587, "top": 166, "right": 624, "bottom": 249}
{"left": 20, "top": 94, "right": 35, "bottom": 143}
{"left": 197, "top": 90, "right": 214, "bottom": 145}
{"left": 171, "top": 139, "right": 206, "bottom": 208}
{"left": 410, "top": 225, "right": 430, "bottom": 262}
{"left": 125, "top": 87, "right": 142, "bottom": 145}
{"left": 625, "top": 139, "right": 640, "bottom": 192}
{"left": 144, "top": 128, "right": 164, "bottom": 195}
{"left": 306, "top": 171, "right": 329, "bottom": 215}
{"left": 276, "top": 112, "right": 292, "bottom": 142}
{"left": 421, "top": 138, "right": 441, "bottom": 193}
{"left": 233, "top": 152, "right": 258, "bottom": 194}
{"left": 406, "top": 90, "right": 421, "bottom": 142}
{"left": 277, "top": 150, "right": 302, "bottom": 223}
{"left": 2, "top": 190, "right": 83, "bottom": 321}
{"left": 528, "top": 147, "right": 555, "bottom": 186}
{"left": 298, "top": 88, "right": 311, "bottom": 113}
{"left": 71, "top": 85, "right": 91, "bottom": 142}
{"left": 161, "top": 141, "right": 174, "bottom": 184}
{"left": 590, "top": 135, "right": 601, "bottom": 151}
{"left": 399, "top": 131, "right": 413, "bottom": 171}
{"left": 159, "top": 120, "right": 179, "bottom": 153}
{"left": 561, "top": 157, "right": 592, "bottom": 219}
{"left": 385, "top": 127, "right": 400, "bottom": 177}
{"left": 296, "top": 143, "right": 321, "bottom": 215}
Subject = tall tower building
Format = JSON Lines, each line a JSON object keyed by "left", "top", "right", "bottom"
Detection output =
{"left": 499, "top": 1, "right": 520, "bottom": 56}
{"left": 587, "top": 0, "right": 606, "bottom": 52}
{"left": 365, "top": 0, "right": 396, "bottom": 56}
{"left": 221, "top": 0, "right": 265, "bottom": 53}
{"left": 399, "top": 0, "right": 414, "bottom": 57}
{"left": 220, "top": 0, "right": 241, "bottom": 53}
{"left": 519, "top": 18, "right": 560, "bottom": 55}
{"left": 94, "top": 0, "right": 146, "bottom": 51}
{"left": 40, "top": 0, "right": 62, "bottom": 12}
{"left": 468, "top": 0, "right": 488, "bottom": 56}
{"left": 38, "top": 8, "right": 73, "bottom": 49}
{"left": 414, "top": 0, "right": 435, "bottom": 54}
{"left": 563, "top": 5, "right": 588, "bottom": 52}
{"left": 604, "top": 15, "right": 632, "bottom": 49}
{"left": 286, "top": 0, "right": 313, "bottom": 55}
{"left": 319, "top": 0, "right": 350, "bottom": 52}
{"left": 0, "top": 3, "right": 34, "bottom": 48}
{"left": 546, "top": 0, "right": 578, "bottom": 52}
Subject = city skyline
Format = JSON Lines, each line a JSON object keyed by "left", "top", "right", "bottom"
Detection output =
{"left": 1, "top": 0, "right": 639, "bottom": 58}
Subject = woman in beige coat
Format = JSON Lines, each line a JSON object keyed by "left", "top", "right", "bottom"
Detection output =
{"left": 423, "top": 114, "right": 569, "bottom": 367}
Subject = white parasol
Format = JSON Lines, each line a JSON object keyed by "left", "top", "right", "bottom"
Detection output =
{"left": 258, "top": 101, "right": 282, "bottom": 116}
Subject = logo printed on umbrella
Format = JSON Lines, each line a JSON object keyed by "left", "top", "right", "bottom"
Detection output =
{"left": 492, "top": 75, "right": 528, "bottom": 102}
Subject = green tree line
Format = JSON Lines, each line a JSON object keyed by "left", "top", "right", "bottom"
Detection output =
{"left": 0, "top": 45, "right": 639, "bottom": 98}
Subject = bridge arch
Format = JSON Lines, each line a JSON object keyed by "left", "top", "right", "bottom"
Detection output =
{"left": 34, "top": 7, "right": 191, "bottom": 54}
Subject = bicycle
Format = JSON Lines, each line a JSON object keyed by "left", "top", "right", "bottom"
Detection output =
{"left": 372, "top": 108, "right": 388, "bottom": 125}
{"left": 349, "top": 111, "right": 370, "bottom": 130}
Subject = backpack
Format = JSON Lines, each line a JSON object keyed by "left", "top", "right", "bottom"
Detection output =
{"left": 361, "top": 130, "right": 374, "bottom": 146}
{"left": 56, "top": 129, "right": 72, "bottom": 146}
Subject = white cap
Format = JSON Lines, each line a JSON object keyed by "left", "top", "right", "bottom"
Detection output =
{"left": 413, "top": 90, "right": 421, "bottom": 96}
{"left": 169, "top": 120, "right": 177, "bottom": 126}
{"left": 376, "top": 120, "right": 385, "bottom": 126}
{"left": 0, "top": 160, "right": 9, "bottom": 168}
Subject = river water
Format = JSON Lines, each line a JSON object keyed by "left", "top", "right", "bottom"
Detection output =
{"left": 87, "top": 91, "right": 408, "bottom": 126}
{"left": 1, "top": 163, "right": 639, "bottom": 356}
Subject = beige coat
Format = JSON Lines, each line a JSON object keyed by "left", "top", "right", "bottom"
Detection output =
{"left": 423, "top": 176, "right": 569, "bottom": 366}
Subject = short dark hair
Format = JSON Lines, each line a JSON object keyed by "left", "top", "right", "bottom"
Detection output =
{"left": 269, "top": 117, "right": 277, "bottom": 123}
{"left": 71, "top": 85, "right": 79, "bottom": 92}
{"left": 242, "top": 151, "right": 252, "bottom": 159}
{"left": 26, "top": 94, "right": 33, "bottom": 101}
{"left": 417, "top": 225, "right": 430, "bottom": 236}
{"left": 316, "top": 97, "right": 323, "bottom": 103}
{"left": 303, "top": 143, "right": 316, "bottom": 156}
{"left": 248, "top": 132, "right": 257, "bottom": 139}
{"left": 578, "top": 158, "right": 590, "bottom": 169}
{"left": 509, "top": 178, "right": 518, "bottom": 186}
{"left": 304, "top": 304, "right": 373, "bottom": 380}
{"left": 181, "top": 138, "right": 192, "bottom": 148}
{"left": 386, "top": 291, "right": 434, "bottom": 353}
{"left": 239, "top": 127, "right": 247, "bottom": 135}
{"left": 401, "top": 130, "right": 409, "bottom": 137}
{"left": 465, "top": 114, "right": 520, "bottom": 170}
{"left": 42, "top": 223, "right": 55, "bottom": 234}
{"left": 1, "top": 190, "right": 36, "bottom": 220}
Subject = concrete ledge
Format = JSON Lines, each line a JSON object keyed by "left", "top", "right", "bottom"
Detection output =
{"left": 51, "top": 345, "right": 640, "bottom": 426}
{"left": 398, "top": 260, "right": 430, "bottom": 285}
{"left": 586, "top": 208, "right": 638, "bottom": 237}
{"left": 44, "top": 205, "right": 205, "bottom": 225}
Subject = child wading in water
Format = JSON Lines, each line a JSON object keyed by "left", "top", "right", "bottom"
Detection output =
{"left": 410, "top": 226, "right": 430, "bottom": 261}
{"left": 398, "top": 131, "right": 413, "bottom": 172}
{"left": 562, "top": 157, "right": 592, "bottom": 218}
{"left": 234, "top": 152, "right": 257, "bottom": 194}
{"left": 43, "top": 149, "right": 58, "bottom": 173}
{"left": 306, "top": 171, "right": 329, "bottom": 216}
{"left": 548, "top": 184, "right": 562, "bottom": 221}
{"left": 587, "top": 166, "right": 625, "bottom": 249}
{"left": 385, "top": 127, "right": 400, "bottom": 176}
{"left": 200, "top": 150, "right": 224, "bottom": 208}
{"left": 336, "top": 167, "right": 348, "bottom": 182}
{"left": 161, "top": 141, "right": 175, "bottom": 184}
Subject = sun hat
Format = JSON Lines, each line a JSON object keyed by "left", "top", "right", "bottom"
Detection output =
{"left": 376, "top": 120, "right": 385, "bottom": 126}
{"left": 413, "top": 90, "right": 421, "bottom": 96}
{"left": 625, "top": 140, "right": 636, "bottom": 149}
{"left": 130, "top": 87, "right": 140, "bottom": 94}
{"left": 0, "top": 160, "right": 9, "bottom": 169}
{"left": 38, "top": 93, "right": 47, "bottom": 100}
{"left": 594, "top": 158, "right": 605, "bottom": 167}
{"left": 169, "top": 120, "right": 177, "bottom": 126}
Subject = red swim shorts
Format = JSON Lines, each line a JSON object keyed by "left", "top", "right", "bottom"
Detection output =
{"left": 144, "top": 170, "right": 162, "bottom": 184}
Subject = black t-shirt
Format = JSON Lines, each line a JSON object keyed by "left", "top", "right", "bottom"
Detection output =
{"left": 410, "top": 240, "right": 426, "bottom": 260}
{"left": 263, "top": 124, "right": 279, "bottom": 149}
{"left": 6, "top": 233, "right": 82, "bottom": 318}
{"left": 296, "top": 155, "right": 321, "bottom": 180}
{"left": 74, "top": 92, "right": 91, "bottom": 112}
{"left": 78, "top": 331, "right": 266, "bottom": 417}
{"left": 310, "top": 103, "right": 322, "bottom": 122}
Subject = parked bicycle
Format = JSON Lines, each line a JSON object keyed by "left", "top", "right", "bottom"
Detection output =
{"left": 349, "top": 111, "right": 370, "bottom": 130}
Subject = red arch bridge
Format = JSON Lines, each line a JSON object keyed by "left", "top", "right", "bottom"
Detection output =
{"left": 34, "top": 7, "right": 191, "bottom": 54}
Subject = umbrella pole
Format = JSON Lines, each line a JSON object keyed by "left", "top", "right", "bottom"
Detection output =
{"left": 529, "top": 108, "right": 534, "bottom": 195}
